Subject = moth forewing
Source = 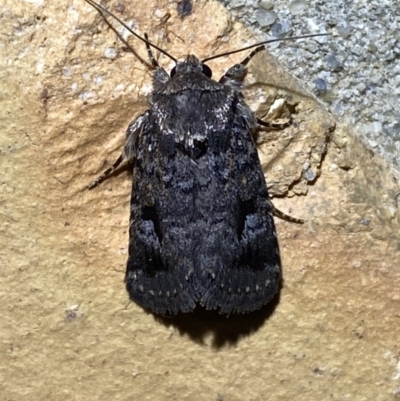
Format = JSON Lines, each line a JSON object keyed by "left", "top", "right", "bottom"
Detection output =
{"left": 85, "top": 0, "right": 328, "bottom": 315}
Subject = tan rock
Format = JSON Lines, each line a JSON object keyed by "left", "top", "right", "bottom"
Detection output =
{"left": 1, "top": 1, "right": 399, "bottom": 400}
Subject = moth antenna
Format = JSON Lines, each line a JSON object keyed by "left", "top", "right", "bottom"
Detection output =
{"left": 83, "top": 0, "right": 177, "bottom": 63}
{"left": 144, "top": 33, "right": 161, "bottom": 68}
{"left": 201, "top": 33, "right": 329, "bottom": 63}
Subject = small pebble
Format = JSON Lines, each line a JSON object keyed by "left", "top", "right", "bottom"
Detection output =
{"left": 325, "top": 54, "right": 342, "bottom": 71}
{"left": 312, "top": 78, "right": 327, "bottom": 95}
{"left": 259, "top": 1, "right": 274, "bottom": 10}
{"left": 255, "top": 9, "right": 277, "bottom": 27}
{"left": 271, "top": 19, "right": 292, "bottom": 37}
{"left": 304, "top": 168, "right": 316, "bottom": 182}
{"left": 336, "top": 20, "right": 352, "bottom": 38}
{"left": 288, "top": 0, "right": 307, "bottom": 16}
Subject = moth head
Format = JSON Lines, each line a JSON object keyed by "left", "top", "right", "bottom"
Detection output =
{"left": 170, "top": 55, "right": 212, "bottom": 79}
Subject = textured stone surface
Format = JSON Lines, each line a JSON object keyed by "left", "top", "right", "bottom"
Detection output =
{"left": 219, "top": 0, "right": 400, "bottom": 170}
{"left": 1, "top": 1, "right": 400, "bottom": 400}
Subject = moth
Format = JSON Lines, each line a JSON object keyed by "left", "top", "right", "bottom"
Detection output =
{"left": 85, "top": 0, "right": 325, "bottom": 315}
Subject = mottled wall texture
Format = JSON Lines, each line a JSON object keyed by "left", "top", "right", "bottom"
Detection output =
{"left": 1, "top": 1, "right": 399, "bottom": 400}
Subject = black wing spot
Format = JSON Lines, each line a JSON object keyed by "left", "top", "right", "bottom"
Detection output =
{"left": 237, "top": 199, "right": 256, "bottom": 238}
{"left": 142, "top": 205, "right": 163, "bottom": 243}
{"left": 193, "top": 139, "right": 208, "bottom": 158}
{"left": 177, "top": 139, "right": 208, "bottom": 159}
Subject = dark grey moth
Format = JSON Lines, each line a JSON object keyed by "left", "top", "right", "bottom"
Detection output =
{"left": 86, "top": 1, "right": 323, "bottom": 315}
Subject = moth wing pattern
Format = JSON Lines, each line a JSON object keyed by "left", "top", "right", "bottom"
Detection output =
{"left": 124, "top": 56, "right": 281, "bottom": 315}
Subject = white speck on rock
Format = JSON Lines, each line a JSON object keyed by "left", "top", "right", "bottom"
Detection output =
{"left": 105, "top": 47, "right": 117, "bottom": 59}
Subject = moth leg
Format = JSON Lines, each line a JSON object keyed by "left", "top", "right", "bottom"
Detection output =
{"left": 240, "top": 45, "right": 267, "bottom": 67}
{"left": 257, "top": 117, "right": 293, "bottom": 131}
{"left": 219, "top": 63, "right": 247, "bottom": 90}
{"left": 88, "top": 111, "right": 149, "bottom": 189}
{"left": 88, "top": 155, "right": 124, "bottom": 189}
{"left": 219, "top": 45, "right": 271, "bottom": 89}
{"left": 268, "top": 200, "right": 304, "bottom": 224}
